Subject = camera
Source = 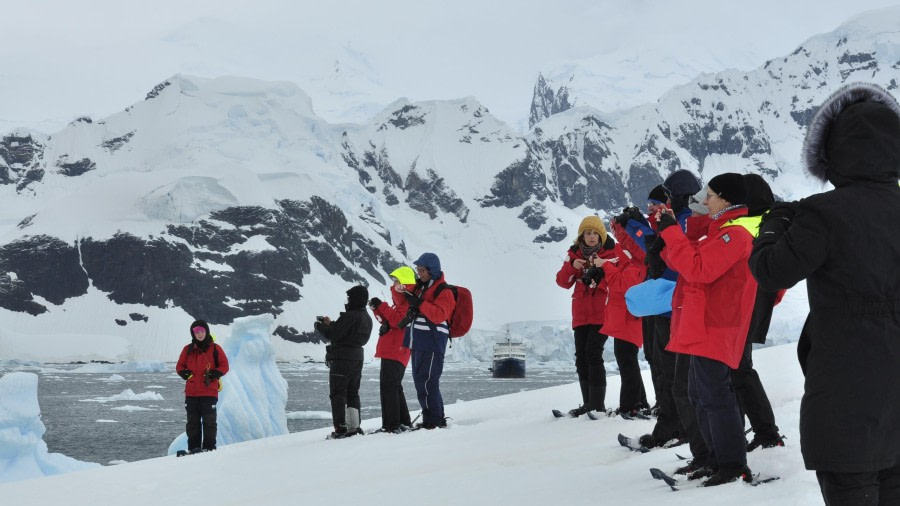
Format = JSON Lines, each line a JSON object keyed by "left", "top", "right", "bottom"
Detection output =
{"left": 581, "top": 265, "right": 604, "bottom": 286}
{"left": 397, "top": 307, "right": 418, "bottom": 329}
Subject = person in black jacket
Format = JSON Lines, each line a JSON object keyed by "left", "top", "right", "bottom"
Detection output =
{"left": 315, "top": 285, "right": 373, "bottom": 439}
{"left": 731, "top": 174, "right": 784, "bottom": 452}
{"left": 749, "top": 83, "right": 900, "bottom": 505}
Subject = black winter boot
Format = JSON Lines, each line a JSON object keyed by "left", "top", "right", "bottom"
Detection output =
{"left": 588, "top": 385, "right": 607, "bottom": 413}
{"left": 703, "top": 465, "right": 752, "bottom": 487}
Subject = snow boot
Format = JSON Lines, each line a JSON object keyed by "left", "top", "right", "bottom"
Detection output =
{"left": 703, "top": 465, "right": 752, "bottom": 487}
{"left": 747, "top": 433, "right": 785, "bottom": 452}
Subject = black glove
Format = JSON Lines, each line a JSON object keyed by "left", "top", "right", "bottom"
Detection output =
{"left": 645, "top": 235, "right": 667, "bottom": 279}
{"left": 657, "top": 212, "right": 678, "bottom": 232}
{"left": 403, "top": 292, "right": 422, "bottom": 308}
{"left": 613, "top": 207, "right": 636, "bottom": 226}
{"left": 756, "top": 201, "right": 799, "bottom": 246}
{"left": 670, "top": 194, "right": 690, "bottom": 213}
{"left": 205, "top": 369, "right": 224, "bottom": 380}
{"left": 177, "top": 369, "right": 193, "bottom": 380}
{"left": 581, "top": 265, "right": 605, "bottom": 286}
{"left": 369, "top": 297, "right": 383, "bottom": 309}
{"left": 378, "top": 321, "right": 391, "bottom": 336}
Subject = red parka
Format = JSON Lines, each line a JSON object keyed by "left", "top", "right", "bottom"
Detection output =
{"left": 556, "top": 237, "right": 618, "bottom": 328}
{"left": 372, "top": 285, "right": 414, "bottom": 367}
{"left": 661, "top": 207, "right": 756, "bottom": 368}
{"left": 600, "top": 242, "right": 645, "bottom": 346}
{"left": 177, "top": 339, "right": 229, "bottom": 398}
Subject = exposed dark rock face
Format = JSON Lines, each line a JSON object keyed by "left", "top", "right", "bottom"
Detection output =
{"left": 534, "top": 225, "right": 568, "bottom": 243}
{"left": 529, "top": 74, "right": 574, "bottom": 129}
{"left": 101, "top": 132, "right": 135, "bottom": 153}
{"left": 0, "top": 197, "right": 404, "bottom": 326}
{"left": 0, "top": 235, "right": 89, "bottom": 315}
{"left": 57, "top": 158, "right": 96, "bottom": 177}
{"left": 129, "top": 313, "right": 149, "bottom": 322}
{"left": 379, "top": 105, "right": 426, "bottom": 131}
{"left": 404, "top": 168, "right": 469, "bottom": 222}
{"left": 0, "top": 133, "right": 45, "bottom": 189}
{"left": 518, "top": 202, "right": 548, "bottom": 230}
{"left": 115, "top": 319, "right": 127, "bottom": 326}
{"left": 479, "top": 156, "right": 551, "bottom": 208}
{"left": 146, "top": 80, "right": 171, "bottom": 100}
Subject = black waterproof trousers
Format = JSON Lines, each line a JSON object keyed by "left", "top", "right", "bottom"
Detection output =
{"left": 573, "top": 324, "right": 608, "bottom": 411}
{"left": 185, "top": 396, "right": 218, "bottom": 451}
{"left": 613, "top": 338, "right": 648, "bottom": 411}
{"left": 675, "top": 352, "right": 709, "bottom": 464}
{"left": 817, "top": 464, "right": 900, "bottom": 506}
{"left": 379, "top": 358, "right": 411, "bottom": 430}
{"left": 689, "top": 356, "right": 746, "bottom": 471}
{"left": 647, "top": 315, "right": 682, "bottom": 442}
{"left": 731, "top": 337, "right": 779, "bottom": 440}
{"left": 329, "top": 358, "right": 363, "bottom": 430}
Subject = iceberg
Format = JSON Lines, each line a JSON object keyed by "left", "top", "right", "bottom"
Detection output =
{"left": 0, "top": 372, "right": 99, "bottom": 483}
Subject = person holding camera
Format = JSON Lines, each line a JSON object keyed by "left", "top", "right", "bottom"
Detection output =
{"left": 315, "top": 285, "right": 373, "bottom": 439}
{"left": 399, "top": 253, "right": 456, "bottom": 430}
{"left": 750, "top": 83, "right": 900, "bottom": 504}
{"left": 176, "top": 319, "right": 229, "bottom": 453}
{"left": 555, "top": 215, "right": 618, "bottom": 417}
{"left": 369, "top": 266, "right": 416, "bottom": 433}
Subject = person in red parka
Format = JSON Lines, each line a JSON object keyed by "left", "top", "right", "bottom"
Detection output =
{"left": 658, "top": 173, "right": 757, "bottom": 487}
{"left": 176, "top": 319, "right": 229, "bottom": 453}
{"left": 555, "top": 215, "right": 617, "bottom": 417}
{"left": 369, "top": 266, "right": 415, "bottom": 433}
{"left": 597, "top": 235, "right": 650, "bottom": 416}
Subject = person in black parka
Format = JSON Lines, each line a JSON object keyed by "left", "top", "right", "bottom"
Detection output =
{"left": 315, "top": 285, "right": 373, "bottom": 439}
{"left": 749, "top": 82, "right": 900, "bottom": 506}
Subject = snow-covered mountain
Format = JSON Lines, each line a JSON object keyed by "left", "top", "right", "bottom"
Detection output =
{"left": 2, "top": 8, "right": 899, "bottom": 362}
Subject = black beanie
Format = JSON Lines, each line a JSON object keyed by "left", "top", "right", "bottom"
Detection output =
{"left": 663, "top": 170, "right": 702, "bottom": 197}
{"left": 742, "top": 173, "right": 775, "bottom": 216}
{"left": 708, "top": 173, "right": 748, "bottom": 205}
{"left": 346, "top": 285, "right": 368, "bottom": 309}
{"left": 648, "top": 185, "right": 667, "bottom": 204}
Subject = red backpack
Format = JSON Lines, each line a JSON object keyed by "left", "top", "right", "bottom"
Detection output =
{"left": 434, "top": 283, "right": 473, "bottom": 338}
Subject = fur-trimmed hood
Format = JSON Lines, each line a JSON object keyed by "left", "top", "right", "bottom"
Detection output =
{"left": 803, "top": 82, "right": 900, "bottom": 186}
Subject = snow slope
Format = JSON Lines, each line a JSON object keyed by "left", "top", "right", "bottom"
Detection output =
{"left": 0, "top": 343, "right": 821, "bottom": 505}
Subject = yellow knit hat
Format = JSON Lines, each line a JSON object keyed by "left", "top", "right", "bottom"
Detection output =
{"left": 577, "top": 215, "right": 607, "bottom": 244}
{"left": 389, "top": 266, "right": 417, "bottom": 285}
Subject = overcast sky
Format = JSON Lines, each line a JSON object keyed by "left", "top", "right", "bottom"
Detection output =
{"left": 2, "top": 0, "right": 898, "bottom": 133}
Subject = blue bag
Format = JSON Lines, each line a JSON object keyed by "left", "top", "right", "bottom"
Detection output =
{"left": 625, "top": 278, "right": 676, "bottom": 317}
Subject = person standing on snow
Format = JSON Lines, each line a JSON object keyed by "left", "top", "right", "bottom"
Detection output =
{"left": 555, "top": 216, "right": 618, "bottom": 417}
{"left": 369, "top": 266, "right": 415, "bottom": 433}
{"left": 750, "top": 82, "right": 900, "bottom": 505}
{"left": 315, "top": 285, "right": 373, "bottom": 439}
{"left": 658, "top": 173, "right": 757, "bottom": 486}
{"left": 176, "top": 319, "right": 229, "bottom": 453}
{"left": 731, "top": 173, "right": 785, "bottom": 452}
{"left": 400, "top": 253, "right": 455, "bottom": 429}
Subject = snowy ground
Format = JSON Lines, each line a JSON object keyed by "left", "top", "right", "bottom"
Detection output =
{"left": 0, "top": 342, "right": 824, "bottom": 505}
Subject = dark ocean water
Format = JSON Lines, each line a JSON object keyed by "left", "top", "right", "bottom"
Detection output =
{"left": 7, "top": 362, "right": 576, "bottom": 465}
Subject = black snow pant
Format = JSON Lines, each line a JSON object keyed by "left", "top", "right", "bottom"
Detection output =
{"left": 730, "top": 337, "right": 779, "bottom": 440}
{"left": 647, "top": 315, "right": 682, "bottom": 443}
{"left": 688, "top": 355, "right": 746, "bottom": 471}
{"left": 412, "top": 349, "right": 445, "bottom": 426}
{"left": 674, "top": 352, "right": 709, "bottom": 465}
{"left": 642, "top": 316, "right": 660, "bottom": 402}
{"left": 574, "top": 324, "right": 608, "bottom": 411}
{"left": 380, "top": 358, "right": 411, "bottom": 430}
{"left": 185, "top": 396, "right": 218, "bottom": 451}
{"left": 817, "top": 464, "right": 900, "bottom": 506}
{"left": 613, "top": 338, "right": 648, "bottom": 412}
{"left": 329, "top": 358, "right": 363, "bottom": 430}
